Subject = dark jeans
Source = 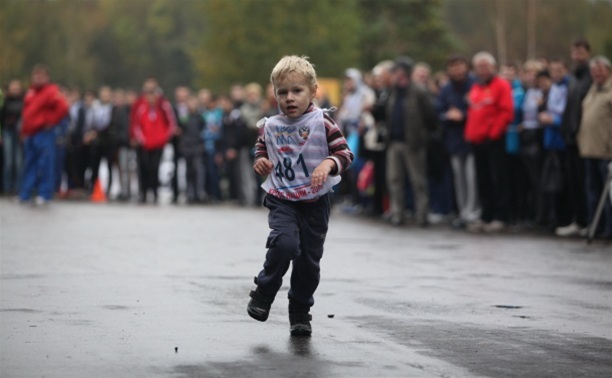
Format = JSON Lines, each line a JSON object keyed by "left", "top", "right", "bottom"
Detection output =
{"left": 507, "top": 153, "right": 529, "bottom": 223}
{"left": 20, "top": 129, "right": 56, "bottom": 201}
{"left": 90, "top": 141, "right": 113, "bottom": 194}
{"left": 256, "top": 194, "right": 331, "bottom": 308}
{"left": 563, "top": 145, "right": 588, "bottom": 227}
{"left": 204, "top": 151, "right": 222, "bottom": 201}
{"left": 364, "top": 150, "right": 386, "bottom": 215}
{"left": 2, "top": 128, "right": 22, "bottom": 194}
{"left": 66, "top": 144, "right": 88, "bottom": 190}
{"left": 584, "top": 158, "right": 612, "bottom": 236}
{"left": 184, "top": 152, "right": 204, "bottom": 202}
{"left": 473, "top": 138, "right": 509, "bottom": 223}
{"left": 137, "top": 147, "right": 163, "bottom": 201}
{"left": 428, "top": 157, "right": 455, "bottom": 216}
{"left": 171, "top": 136, "right": 181, "bottom": 201}
{"left": 520, "top": 129, "right": 544, "bottom": 223}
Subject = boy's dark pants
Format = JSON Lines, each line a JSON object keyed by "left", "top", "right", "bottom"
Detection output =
{"left": 256, "top": 194, "right": 331, "bottom": 310}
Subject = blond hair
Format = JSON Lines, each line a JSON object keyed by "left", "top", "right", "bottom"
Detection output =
{"left": 270, "top": 55, "right": 318, "bottom": 90}
{"left": 244, "top": 82, "right": 263, "bottom": 96}
{"left": 523, "top": 59, "right": 543, "bottom": 72}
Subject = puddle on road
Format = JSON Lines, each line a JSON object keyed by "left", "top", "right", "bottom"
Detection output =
{"left": 427, "top": 244, "right": 461, "bottom": 250}
{"left": 0, "top": 308, "right": 43, "bottom": 314}
{"left": 102, "top": 305, "right": 130, "bottom": 310}
{"left": 1, "top": 274, "right": 46, "bottom": 280}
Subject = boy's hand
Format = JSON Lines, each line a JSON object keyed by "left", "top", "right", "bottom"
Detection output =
{"left": 446, "top": 107, "right": 464, "bottom": 122}
{"left": 538, "top": 112, "right": 553, "bottom": 125}
{"left": 254, "top": 158, "right": 273, "bottom": 176}
{"left": 311, "top": 159, "right": 336, "bottom": 187}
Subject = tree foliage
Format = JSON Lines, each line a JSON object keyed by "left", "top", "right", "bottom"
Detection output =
{"left": 442, "top": 0, "right": 612, "bottom": 64}
{"left": 1, "top": 0, "right": 609, "bottom": 92}
{"left": 358, "top": 0, "right": 455, "bottom": 69}
{"left": 191, "top": 0, "right": 362, "bottom": 91}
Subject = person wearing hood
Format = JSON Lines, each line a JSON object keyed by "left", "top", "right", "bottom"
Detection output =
{"left": 384, "top": 56, "right": 437, "bottom": 227}
{"left": 19, "top": 64, "right": 69, "bottom": 205}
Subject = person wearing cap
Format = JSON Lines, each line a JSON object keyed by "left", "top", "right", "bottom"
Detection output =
{"left": 577, "top": 56, "right": 612, "bottom": 238}
{"left": 384, "top": 56, "right": 437, "bottom": 226}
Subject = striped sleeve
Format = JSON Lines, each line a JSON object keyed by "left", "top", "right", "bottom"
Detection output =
{"left": 324, "top": 114, "right": 354, "bottom": 175}
{"left": 254, "top": 130, "right": 269, "bottom": 161}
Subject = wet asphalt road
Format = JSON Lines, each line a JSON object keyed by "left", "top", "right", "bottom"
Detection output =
{"left": 1, "top": 198, "right": 611, "bottom": 378}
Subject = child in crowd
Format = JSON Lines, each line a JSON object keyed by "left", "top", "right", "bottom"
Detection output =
{"left": 247, "top": 55, "right": 354, "bottom": 336}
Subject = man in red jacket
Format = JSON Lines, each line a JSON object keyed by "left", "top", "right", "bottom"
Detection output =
{"left": 465, "top": 52, "right": 514, "bottom": 232}
{"left": 19, "top": 64, "right": 69, "bottom": 205}
{"left": 129, "top": 78, "right": 177, "bottom": 203}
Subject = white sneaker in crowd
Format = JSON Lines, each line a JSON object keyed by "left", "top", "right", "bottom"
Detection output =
{"left": 555, "top": 222, "right": 580, "bottom": 237}
{"left": 34, "top": 196, "right": 50, "bottom": 207}
{"left": 427, "top": 213, "right": 445, "bottom": 225}
{"left": 483, "top": 220, "right": 506, "bottom": 233}
{"left": 467, "top": 220, "right": 485, "bottom": 233}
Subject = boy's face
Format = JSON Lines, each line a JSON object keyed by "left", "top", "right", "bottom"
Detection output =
{"left": 549, "top": 62, "right": 566, "bottom": 83}
{"left": 274, "top": 73, "right": 316, "bottom": 119}
{"left": 537, "top": 76, "right": 551, "bottom": 91}
{"left": 447, "top": 61, "right": 468, "bottom": 82}
{"left": 219, "top": 97, "right": 232, "bottom": 112}
{"left": 187, "top": 97, "right": 199, "bottom": 112}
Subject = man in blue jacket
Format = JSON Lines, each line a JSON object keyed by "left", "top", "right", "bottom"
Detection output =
{"left": 436, "top": 54, "right": 480, "bottom": 227}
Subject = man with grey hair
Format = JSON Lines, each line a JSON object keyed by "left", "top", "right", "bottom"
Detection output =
{"left": 577, "top": 55, "right": 612, "bottom": 238}
{"left": 464, "top": 51, "right": 514, "bottom": 232}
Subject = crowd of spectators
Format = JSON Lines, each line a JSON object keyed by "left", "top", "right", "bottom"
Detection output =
{"left": 1, "top": 38, "right": 610, "bottom": 239}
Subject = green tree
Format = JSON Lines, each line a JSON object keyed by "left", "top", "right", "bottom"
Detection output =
{"left": 441, "top": 0, "right": 612, "bottom": 64}
{"left": 91, "top": 0, "right": 200, "bottom": 91}
{"left": 191, "top": 0, "right": 362, "bottom": 91}
{"left": 1, "top": 0, "right": 99, "bottom": 87}
{"left": 358, "top": 0, "right": 455, "bottom": 70}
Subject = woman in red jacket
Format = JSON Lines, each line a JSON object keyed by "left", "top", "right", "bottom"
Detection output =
{"left": 129, "top": 78, "right": 177, "bottom": 203}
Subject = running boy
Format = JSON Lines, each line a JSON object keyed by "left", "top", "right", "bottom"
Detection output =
{"left": 248, "top": 56, "right": 354, "bottom": 336}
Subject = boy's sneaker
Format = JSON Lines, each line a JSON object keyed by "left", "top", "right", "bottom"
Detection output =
{"left": 247, "top": 289, "right": 273, "bottom": 322}
{"left": 289, "top": 312, "right": 312, "bottom": 337}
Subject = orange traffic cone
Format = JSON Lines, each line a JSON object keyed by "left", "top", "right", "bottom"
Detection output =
{"left": 91, "top": 179, "right": 107, "bottom": 203}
